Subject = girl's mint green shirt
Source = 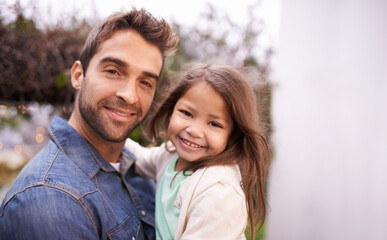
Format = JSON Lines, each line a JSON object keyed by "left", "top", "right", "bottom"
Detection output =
{"left": 156, "top": 154, "right": 192, "bottom": 239}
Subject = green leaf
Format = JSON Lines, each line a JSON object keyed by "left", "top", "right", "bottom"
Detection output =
{"left": 55, "top": 73, "right": 67, "bottom": 89}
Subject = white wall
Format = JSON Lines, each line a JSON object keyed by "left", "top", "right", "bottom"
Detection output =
{"left": 267, "top": 0, "right": 387, "bottom": 239}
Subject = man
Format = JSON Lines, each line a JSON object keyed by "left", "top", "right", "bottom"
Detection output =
{"left": 0, "top": 9, "right": 178, "bottom": 239}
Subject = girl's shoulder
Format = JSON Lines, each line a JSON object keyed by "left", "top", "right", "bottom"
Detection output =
{"left": 176, "top": 163, "right": 245, "bottom": 210}
{"left": 191, "top": 164, "right": 242, "bottom": 189}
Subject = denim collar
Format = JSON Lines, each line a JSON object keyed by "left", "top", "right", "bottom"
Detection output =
{"left": 48, "top": 116, "right": 134, "bottom": 179}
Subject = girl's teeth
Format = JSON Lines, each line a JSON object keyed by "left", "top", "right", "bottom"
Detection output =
{"left": 182, "top": 138, "right": 203, "bottom": 148}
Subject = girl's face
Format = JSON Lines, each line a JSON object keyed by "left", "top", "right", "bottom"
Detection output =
{"left": 167, "top": 81, "right": 234, "bottom": 171}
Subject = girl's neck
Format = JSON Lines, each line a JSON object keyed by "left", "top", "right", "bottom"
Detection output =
{"left": 175, "top": 157, "right": 196, "bottom": 172}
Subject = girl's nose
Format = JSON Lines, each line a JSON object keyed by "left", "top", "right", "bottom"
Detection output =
{"left": 185, "top": 124, "right": 204, "bottom": 138}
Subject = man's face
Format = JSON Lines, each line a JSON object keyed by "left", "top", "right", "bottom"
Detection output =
{"left": 74, "top": 29, "right": 163, "bottom": 143}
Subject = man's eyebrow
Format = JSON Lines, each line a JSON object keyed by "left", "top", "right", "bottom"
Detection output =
{"left": 99, "top": 57, "right": 128, "bottom": 68}
{"left": 99, "top": 56, "right": 159, "bottom": 81}
{"left": 143, "top": 71, "right": 159, "bottom": 82}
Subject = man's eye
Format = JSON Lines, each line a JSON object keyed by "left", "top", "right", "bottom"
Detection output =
{"left": 106, "top": 69, "right": 118, "bottom": 75}
{"left": 140, "top": 80, "right": 152, "bottom": 88}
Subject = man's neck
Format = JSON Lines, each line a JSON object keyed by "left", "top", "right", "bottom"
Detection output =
{"left": 68, "top": 111, "right": 124, "bottom": 163}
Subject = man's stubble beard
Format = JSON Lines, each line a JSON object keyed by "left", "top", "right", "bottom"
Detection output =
{"left": 77, "top": 87, "right": 142, "bottom": 143}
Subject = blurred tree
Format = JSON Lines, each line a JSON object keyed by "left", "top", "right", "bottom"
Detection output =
{"left": 0, "top": 2, "right": 91, "bottom": 107}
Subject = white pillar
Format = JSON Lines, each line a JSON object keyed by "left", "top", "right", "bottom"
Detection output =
{"left": 267, "top": 1, "right": 387, "bottom": 239}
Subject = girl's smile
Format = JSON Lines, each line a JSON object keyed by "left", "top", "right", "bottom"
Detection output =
{"left": 179, "top": 137, "right": 207, "bottom": 149}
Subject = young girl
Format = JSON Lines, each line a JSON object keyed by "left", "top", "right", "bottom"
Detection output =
{"left": 126, "top": 64, "right": 271, "bottom": 239}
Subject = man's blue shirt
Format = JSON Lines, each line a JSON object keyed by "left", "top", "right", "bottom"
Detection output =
{"left": 0, "top": 117, "right": 155, "bottom": 239}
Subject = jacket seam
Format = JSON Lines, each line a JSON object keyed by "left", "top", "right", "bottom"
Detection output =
{"left": 106, "top": 215, "right": 135, "bottom": 239}
{"left": 0, "top": 182, "right": 45, "bottom": 216}
{"left": 83, "top": 138, "right": 103, "bottom": 178}
{"left": 49, "top": 127, "right": 66, "bottom": 155}
{"left": 1, "top": 147, "right": 61, "bottom": 215}
{"left": 42, "top": 148, "right": 60, "bottom": 180}
{"left": 0, "top": 181, "right": 100, "bottom": 232}
{"left": 42, "top": 180, "right": 100, "bottom": 232}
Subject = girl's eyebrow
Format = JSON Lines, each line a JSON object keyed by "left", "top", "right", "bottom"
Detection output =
{"left": 176, "top": 100, "right": 193, "bottom": 109}
{"left": 178, "top": 100, "right": 229, "bottom": 121}
{"left": 208, "top": 113, "right": 226, "bottom": 120}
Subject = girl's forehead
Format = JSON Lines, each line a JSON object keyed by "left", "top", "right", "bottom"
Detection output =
{"left": 185, "top": 80, "right": 214, "bottom": 95}
{"left": 183, "top": 81, "right": 213, "bottom": 97}
{"left": 179, "top": 81, "right": 231, "bottom": 115}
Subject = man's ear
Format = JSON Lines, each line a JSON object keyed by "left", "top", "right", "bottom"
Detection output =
{"left": 71, "top": 60, "right": 84, "bottom": 90}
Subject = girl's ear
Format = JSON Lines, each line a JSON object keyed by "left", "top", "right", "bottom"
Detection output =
{"left": 71, "top": 60, "right": 84, "bottom": 90}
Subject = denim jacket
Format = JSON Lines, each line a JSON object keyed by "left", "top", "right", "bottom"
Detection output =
{"left": 0, "top": 117, "right": 155, "bottom": 239}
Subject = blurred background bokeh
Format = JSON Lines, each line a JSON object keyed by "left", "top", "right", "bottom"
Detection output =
{"left": 1, "top": 0, "right": 387, "bottom": 239}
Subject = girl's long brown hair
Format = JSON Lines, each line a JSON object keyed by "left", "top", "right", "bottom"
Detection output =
{"left": 146, "top": 64, "right": 271, "bottom": 239}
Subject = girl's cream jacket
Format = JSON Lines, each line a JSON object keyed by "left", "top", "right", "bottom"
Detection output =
{"left": 125, "top": 139, "right": 247, "bottom": 240}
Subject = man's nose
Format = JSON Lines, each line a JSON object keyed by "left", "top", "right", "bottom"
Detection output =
{"left": 116, "top": 80, "right": 139, "bottom": 104}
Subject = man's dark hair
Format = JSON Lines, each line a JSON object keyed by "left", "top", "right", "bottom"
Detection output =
{"left": 80, "top": 8, "right": 179, "bottom": 75}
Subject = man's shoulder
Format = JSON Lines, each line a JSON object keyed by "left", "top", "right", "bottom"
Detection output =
{"left": 2, "top": 141, "right": 98, "bottom": 207}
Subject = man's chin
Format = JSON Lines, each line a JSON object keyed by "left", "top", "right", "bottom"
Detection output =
{"left": 99, "top": 131, "right": 132, "bottom": 143}
{"left": 88, "top": 117, "right": 139, "bottom": 143}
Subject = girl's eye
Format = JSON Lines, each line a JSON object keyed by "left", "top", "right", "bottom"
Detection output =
{"left": 179, "top": 110, "right": 192, "bottom": 118}
{"left": 209, "top": 122, "right": 223, "bottom": 128}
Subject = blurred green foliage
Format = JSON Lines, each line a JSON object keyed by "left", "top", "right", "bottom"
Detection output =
{"left": 246, "top": 223, "right": 266, "bottom": 240}
{"left": 55, "top": 73, "right": 68, "bottom": 89}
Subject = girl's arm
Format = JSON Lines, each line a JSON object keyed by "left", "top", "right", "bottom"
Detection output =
{"left": 125, "top": 138, "right": 173, "bottom": 180}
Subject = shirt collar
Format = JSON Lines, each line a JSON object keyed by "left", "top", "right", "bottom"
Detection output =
{"left": 48, "top": 116, "right": 134, "bottom": 178}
